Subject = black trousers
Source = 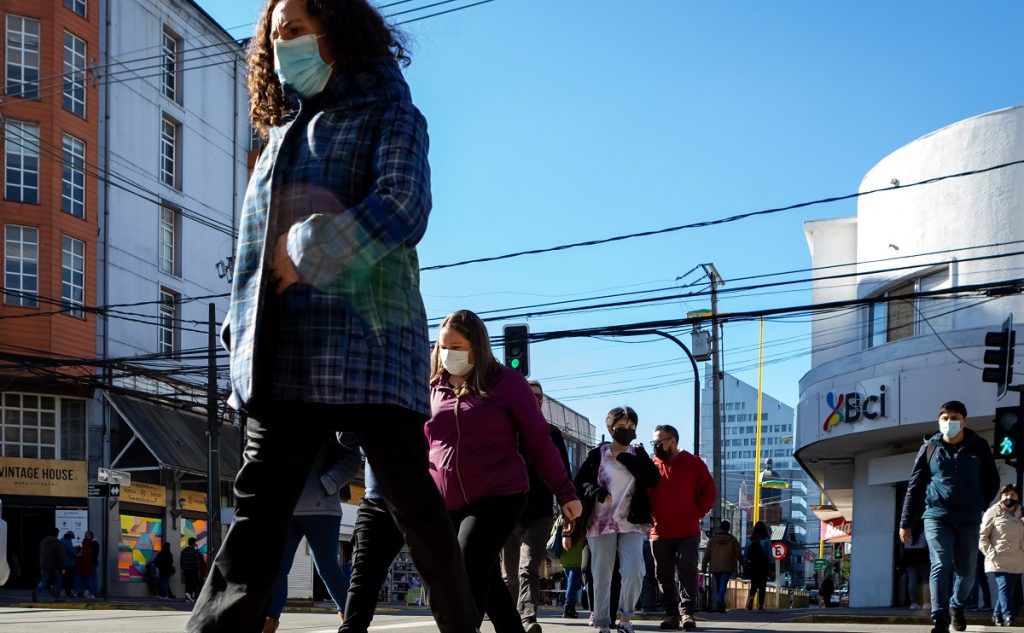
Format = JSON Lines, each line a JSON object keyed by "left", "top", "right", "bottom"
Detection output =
{"left": 186, "top": 402, "right": 477, "bottom": 633}
{"left": 453, "top": 494, "right": 527, "bottom": 633}
{"left": 341, "top": 496, "right": 406, "bottom": 633}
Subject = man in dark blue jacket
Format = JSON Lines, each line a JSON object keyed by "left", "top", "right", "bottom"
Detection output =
{"left": 899, "top": 401, "right": 1000, "bottom": 633}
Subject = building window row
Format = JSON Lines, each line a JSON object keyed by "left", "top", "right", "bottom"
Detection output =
{"left": 4, "top": 225, "right": 86, "bottom": 318}
{"left": 4, "top": 15, "right": 88, "bottom": 117}
{"left": 5, "top": 119, "right": 89, "bottom": 219}
{"left": 1, "top": 393, "right": 86, "bottom": 460}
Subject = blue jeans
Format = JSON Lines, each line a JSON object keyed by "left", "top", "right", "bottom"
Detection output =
{"left": 713, "top": 572, "right": 732, "bottom": 609}
{"left": 924, "top": 518, "right": 979, "bottom": 623}
{"left": 73, "top": 573, "right": 97, "bottom": 596}
{"left": 267, "top": 514, "right": 348, "bottom": 619}
{"left": 565, "top": 567, "right": 582, "bottom": 608}
{"left": 36, "top": 568, "right": 60, "bottom": 598}
{"left": 992, "top": 572, "right": 1019, "bottom": 621}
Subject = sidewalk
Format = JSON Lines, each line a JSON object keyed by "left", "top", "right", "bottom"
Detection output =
{"left": 0, "top": 588, "right": 1005, "bottom": 627}
{"left": 0, "top": 587, "right": 404, "bottom": 615}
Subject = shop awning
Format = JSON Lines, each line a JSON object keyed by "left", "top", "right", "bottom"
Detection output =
{"left": 105, "top": 393, "right": 241, "bottom": 481}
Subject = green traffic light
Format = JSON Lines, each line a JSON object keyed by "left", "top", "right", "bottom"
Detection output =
{"left": 1000, "top": 437, "right": 1015, "bottom": 456}
{"left": 511, "top": 358, "right": 520, "bottom": 369}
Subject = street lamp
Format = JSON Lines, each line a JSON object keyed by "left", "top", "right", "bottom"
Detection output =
{"left": 170, "top": 497, "right": 186, "bottom": 528}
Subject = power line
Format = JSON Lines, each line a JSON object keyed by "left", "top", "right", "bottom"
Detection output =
{"left": 393, "top": 0, "right": 500, "bottom": 24}
{"left": 420, "top": 159, "right": 1024, "bottom": 271}
{"left": 435, "top": 247, "right": 1024, "bottom": 325}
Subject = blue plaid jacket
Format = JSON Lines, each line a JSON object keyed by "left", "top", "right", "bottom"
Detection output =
{"left": 224, "top": 59, "right": 431, "bottom": 416}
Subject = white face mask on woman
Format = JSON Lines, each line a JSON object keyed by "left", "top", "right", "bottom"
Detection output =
{"left": 273, "top": 34, "right": 333, "bottom": 98}
{"left": 441, "top": 349, "right": 474, "bottom": 377}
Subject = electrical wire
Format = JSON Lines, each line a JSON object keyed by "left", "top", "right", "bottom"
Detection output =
{"left": 421, "top": 159, "right": 1024, "bottom": 271}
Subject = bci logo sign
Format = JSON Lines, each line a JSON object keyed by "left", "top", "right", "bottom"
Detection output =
{"left": 823, "top": 386, "right": 888, "bottom": 432}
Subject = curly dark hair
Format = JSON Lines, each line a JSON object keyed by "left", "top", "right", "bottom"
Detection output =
{"left": 247, "top": 0, "right": 411, "bottom": 137}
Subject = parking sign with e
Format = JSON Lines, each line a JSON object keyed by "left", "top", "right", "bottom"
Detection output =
{"left": 771, "top": 541, "right": 789, "bottom": 561}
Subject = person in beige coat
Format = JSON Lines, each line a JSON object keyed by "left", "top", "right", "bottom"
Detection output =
{"left": 979, "top": 483, "right": 1024, "bottom": 627}
{"left": 702, "top": 520, "right": 743, "bottom": 613}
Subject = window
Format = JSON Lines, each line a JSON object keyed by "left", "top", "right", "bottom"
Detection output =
{"left": 64, "top": 0, "right": 87, "bottom": 17}
{"left": 162, "top": 29, "right": 181, "bottom": 102}
{"left": 5, "top": 120, "right": 40, "bottom": 203}
{"left": 159, "top": 288, "right": 179, "bottom": 355}
{"left": 159, "top": 206, "right": 180, "bottom": 275}
{"left": 61, "top": 236, "right": 85, "bottom": 318}
{"left": 868, "top": 267, "right": 952, "bottom": 348}
{"left": 1, "top": 395, "right": 84, "bottom": 460}
{"left": 62, "top": 134, "right": 86, "bottom": 218}
{"left": 63, "top": 32, "right": 87, "bottom": 116}
{"left": 160, "top": 116, "right": 180, "bottom": 188}
{"left": 5, "top": 16, "right": 40, "bottom": 99}
{"left": 59, "top": 399, "right": 87, "bottom": 460}
{"left": 1, "top": 394, "right": 57, "bottom": 459}
{"left": 4, "top": 225, "right": 38, "bottom": 307}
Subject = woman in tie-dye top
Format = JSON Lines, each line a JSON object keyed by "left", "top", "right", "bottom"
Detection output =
{"left": 572, "top": 407, "right": 660, "bottom": 633}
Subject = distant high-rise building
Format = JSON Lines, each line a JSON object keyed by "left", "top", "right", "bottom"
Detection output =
{"left": 701, "top": 370, "right": 820, "bottom": 586}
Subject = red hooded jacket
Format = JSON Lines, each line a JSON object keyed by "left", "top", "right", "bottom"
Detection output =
{"left": 648, "top": 450, "right": 716, "bottom": 540}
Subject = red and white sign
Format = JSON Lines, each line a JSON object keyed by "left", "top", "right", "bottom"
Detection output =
{"left": 822, "top": 517, "right": 853, "bottom": 543}
{"left": 771, "top": 541, "right": 789, "bottom": 561}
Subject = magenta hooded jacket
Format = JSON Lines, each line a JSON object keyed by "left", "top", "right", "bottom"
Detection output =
{"left": 425, "top": 365, "right": 577, "bottom": 511}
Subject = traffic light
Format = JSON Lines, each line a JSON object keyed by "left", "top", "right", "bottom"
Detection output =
{"left": 982, "top": 316, "right": 1016, "bottom": 400}
{"left": 503, "top": 324, "right": 530, "bottom": 376}
{"left": 993, "top": 406, "right": 1023, "bottom": 464}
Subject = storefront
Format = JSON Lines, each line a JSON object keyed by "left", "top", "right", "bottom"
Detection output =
{"left": 796, "top": 105, "right": 1024, "bottom": 607}
{"left": 0, "top": 456, "right": 88, "bottom": 589}
{"left": 104, "top": 394, "right": 239, "bottom": 598}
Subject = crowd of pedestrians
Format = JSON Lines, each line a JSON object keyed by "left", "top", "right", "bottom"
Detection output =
{"left": 13, "top": 3, "right": 1024, "bottom": 633}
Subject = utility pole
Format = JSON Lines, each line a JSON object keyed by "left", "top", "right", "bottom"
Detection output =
{"left": 207, "top": 303, "right": 222, "bottom": 558}
{"left": 702, "top": 263, "right": 725, "bottom": 523}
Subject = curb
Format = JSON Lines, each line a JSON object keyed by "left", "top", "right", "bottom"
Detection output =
{"left": 8, "top": 602, "right": 182, "bottom": 611}
{"left": 2, "top": 601, "right": 404, "bottom": 614}
{"left": 789, "top": 614, "right": 996, "bottom": 626}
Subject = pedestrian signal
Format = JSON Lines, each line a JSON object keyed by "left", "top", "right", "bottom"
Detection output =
{"left": 993, "top": 406, "right": 1022, "bottom": 464}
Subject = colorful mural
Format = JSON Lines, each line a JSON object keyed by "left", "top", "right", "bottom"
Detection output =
{"left": 181, "top": 518, "right": 209, "bottom": 555}
{"left": 118, "top": 515, "right": 163, "bottom": 583}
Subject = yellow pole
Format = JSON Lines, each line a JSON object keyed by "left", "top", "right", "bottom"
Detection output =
{"left": 753, "top": 318, "right": 765, "bottom": 525}
{"left": 818, "top": 491, "right": 826, "bottom": 559}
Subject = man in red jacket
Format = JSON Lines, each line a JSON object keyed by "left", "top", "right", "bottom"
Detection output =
{"left": 648, "top": 424, "right": 716, "bottom": 631}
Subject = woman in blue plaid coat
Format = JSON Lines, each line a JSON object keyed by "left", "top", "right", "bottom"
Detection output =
{"left": 187, "top": 1, "right": 476, "bottom": 632}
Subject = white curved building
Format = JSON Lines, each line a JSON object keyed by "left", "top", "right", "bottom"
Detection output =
{"left": 796, "top": 105, "right": 1024, "bottom": 607}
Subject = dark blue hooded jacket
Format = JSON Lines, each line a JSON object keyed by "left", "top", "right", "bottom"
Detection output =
{"left": 900, "top": 428, "right": 999, "bottom": 528}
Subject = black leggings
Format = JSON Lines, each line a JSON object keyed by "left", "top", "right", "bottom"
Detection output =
{"left": 451, "top": 494, "right": 528, "bottom": 632}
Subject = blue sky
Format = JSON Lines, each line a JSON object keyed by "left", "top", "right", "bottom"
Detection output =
{"left": 199, "top": 0, "right": 1024, "bottom": 450}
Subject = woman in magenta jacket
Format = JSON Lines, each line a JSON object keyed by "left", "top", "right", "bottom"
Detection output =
{"left": 426, "top": 309, "right": 582, "bottom": 632}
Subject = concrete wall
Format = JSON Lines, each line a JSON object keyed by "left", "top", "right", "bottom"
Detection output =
{"left": 97, "top": 0, "right": 249, "bottom": 360}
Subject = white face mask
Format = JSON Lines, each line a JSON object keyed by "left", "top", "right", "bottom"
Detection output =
{"left": 441, "top": 349, "right": 474, "bottom": 377}
{"left": 939, "top": 419, "right": 962, "bottom": 439}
